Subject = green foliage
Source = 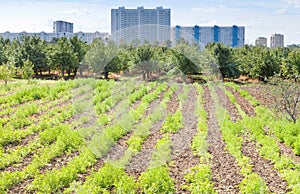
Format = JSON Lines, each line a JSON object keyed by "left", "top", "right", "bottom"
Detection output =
{"left": 0, "top": 64, "right": 16, "bottom": 85}
{"left": 84, "top": 39, "right": 121, "bottom": 78}
{"left": 149, "top": 134, "right": 172, "bottom": 168}
{"left": 21, "top": 60, "right": 34, "bottom": 82}
{"left": 139, "top": 166, "right": 175, "bottom": 194}
{"left": 240, "top": 173, "right": 268, "bottom": 194}
{"left": 161, "top": 110, "right": 183, "bottom": 133}
{"left": 49, "top": 37, "right": 78, "bottom": 77}
{"left": 165, "top": 43, "right": 202, "bottom": 76}
{"left": 208, "top": 43, "right": 240, "bottom": 79}
{"left": 29, "top": 149, "right": 96, "bottom": 193}
{"left": 132, "top": 44, "right": 155, "bottom": 80}
{"left": 243, "top": 106, "right": 300, "bottom": 192}
{"left": 79, "top": 163, "right": 137, "bottom": 193}
{"left": 182, "top": 164, "right": 215, "bottom": 194}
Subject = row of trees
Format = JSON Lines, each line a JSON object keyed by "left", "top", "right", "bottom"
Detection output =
{"left": 0, "top": 35, "right": 88, "bottom": 80}
{"left": 207, "top": 43, "right": 300, "bottom": 81}
{"left": 82, "top": 38, "right": 204, "bottom": 80}
{"left": 0, "top": 36, "right": 204, "bottom": 82}
{"left": 1, "top": 35, "right": 300, "bottom": 82}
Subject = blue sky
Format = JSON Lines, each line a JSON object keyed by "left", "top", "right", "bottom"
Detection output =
{"left": 0, "top": 0, "right": 299, "bottom": 45}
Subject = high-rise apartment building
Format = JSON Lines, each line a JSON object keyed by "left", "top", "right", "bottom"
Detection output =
{"left": 255, "top": 37, "right": 267, "bottom": 47}
{"left": 111, "top": 6, "right": 171, "bottom": 44}
{"left": 270, "top": 33, "right": 284, "bottom": 48}
{"left": 173, "top": 25, "right": 245, "bottom": 48}
{"left": 53, "top": 21, "right": 74, "bottom": 33}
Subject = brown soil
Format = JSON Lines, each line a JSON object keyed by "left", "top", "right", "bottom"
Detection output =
{"left": 102, "top": 131, "right": 132, "bottom": 162}
{"left": 1, "top": 154, "right": 34, "bottom": 173}
{"left": 203, "top": 85, "right": 244, "bottom": 193}
{"left": 39, "top": 151, "right": 79, "bottom": 174}
{"left": 166, "top": 88, "right": 180, "bottom": 115}
{"left": 169, "top": 149, "right": 199, "bottom": 193}
{"left": 169, "top": 86, "right": 200, "bottom": 193}
{"left": 241, "top": 138, "right": 289, "bottom": 193}
{"left": 76, "top": 158, "right": 105, "bottom": 184}
{"left": 125, "top": 130, "right": 164, "bottom": 178}
{"left": 8, "top": 178, "right": 34, "bottom": 194}
{"left": 241, "top": 85, "right": 275, "bottom": 107}
{"left": 225, "top": 86, "right": 256, "bottom": 117}
{"left": 3, "top": 133, "right": 39, "bottom": 152}
{"left": 216, "top": 86, "right": 241, "bottom": 122}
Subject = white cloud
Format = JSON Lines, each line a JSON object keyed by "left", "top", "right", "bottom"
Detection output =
{"left": 60, "top": 9, "right": 90, "bottom": 16}
{"left": 198, "top": 20, "right": 218, "bottom": 26}
{"left": 21, "top": 1, "right": 33, "bottom": 5}
{"left": 285, "top": 0, "right": 300, "bottom": 8}
{"left": 275, "top": 8, "right": 288, "bottom": 14}
{"left": 191, "top": 7, "right": 216, "bottom": 13}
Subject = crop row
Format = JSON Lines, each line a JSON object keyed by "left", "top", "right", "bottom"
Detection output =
{"left": 225, "top": 83, "right": 300, "bottom": 193}
{"left": 23, "top": 83, "right": 167, "bottom": 193}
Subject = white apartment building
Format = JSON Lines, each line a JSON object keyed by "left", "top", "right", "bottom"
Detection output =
{"left": 255, "top": 37, "right": 268, "bottom": 47}
{"left": 111, "top": 6, "right": 171, "bottom": 44}
{"left": 270, "top": 33, "right": 284, "bottom": 48}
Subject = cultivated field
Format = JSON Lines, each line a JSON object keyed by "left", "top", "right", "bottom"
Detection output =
{"left": 0, "top": 79, "right": 299, "bottom": 193}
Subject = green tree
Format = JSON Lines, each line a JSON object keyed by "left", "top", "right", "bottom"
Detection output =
{"left": 280, "top": 49, "right": 300, "bottom": 80}
{"left": 48, "top": 37, "right": 78, "bottom": 79}
{"left": 171, "top": 42, "right": 201, "bottom": 75}
{"left": 21, "top": 35, "right": 47, "bottom": 75}
{"left": 132, "top": 44, "right": 154, "bottom": 80}
{"left": 21, "top": 60, "right": 34, "bottom": 83}
{"left": 209, "top": 43, "right": 240, "bottom": 79}
{"left": 70, "top": 36, "right": 89, "bottom": 76}
{"left": 0, "top": 37, "right": 8, "bottom": 65}
{"left": 5, "top": 40, "right": 23, "bottom": 68}
{"left": 0, "top": 64, "right": 16, "bottom": 85}
{"left": 84, "top": 39, "right": 120, "bottom": 79}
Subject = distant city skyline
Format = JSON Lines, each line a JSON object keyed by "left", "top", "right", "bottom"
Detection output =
{"left": 0, "top": 0, "right": 300, "bottom": 46}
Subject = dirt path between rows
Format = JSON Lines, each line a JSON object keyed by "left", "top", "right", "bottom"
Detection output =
{"left": 241, "top": 138, "right": 289, "bottom": 193}
{"left": 169, "top": 86, "right": 199, "bottom": 193}
{"left": 216, "top": 86, "right": 241, "bottom": 122}
{"left": 203, "top": 85, "right": 243, "bottom": 193}
{"left": 241, "top": 85, "right": 275, "bottom": 107}
{"left": 225, "top": 86, "right": 256, "bottom": 117}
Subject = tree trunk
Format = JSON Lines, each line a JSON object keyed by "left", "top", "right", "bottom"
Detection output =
{"left": 68, "top": 68, "right": 71, "bottom": 79}
{"left": 62, "top": 69, "right": 64, "bottom": 77}
{"left": 48, "top": 69, "right": 51, "bottom": 75}
{"left": 147, "top": 70, "right": 150, "bottom": 79}
{"left": 5, "top": 80, "right": 7, "bottom": 85}
{"left": 73, "top": 67, "right": 78, "bottom": 76}
{"left": 104, "top": 71, "right": 109, "bottom": 79}
{"left": 80, "top": 68, "right": 83, "bottom": 76}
